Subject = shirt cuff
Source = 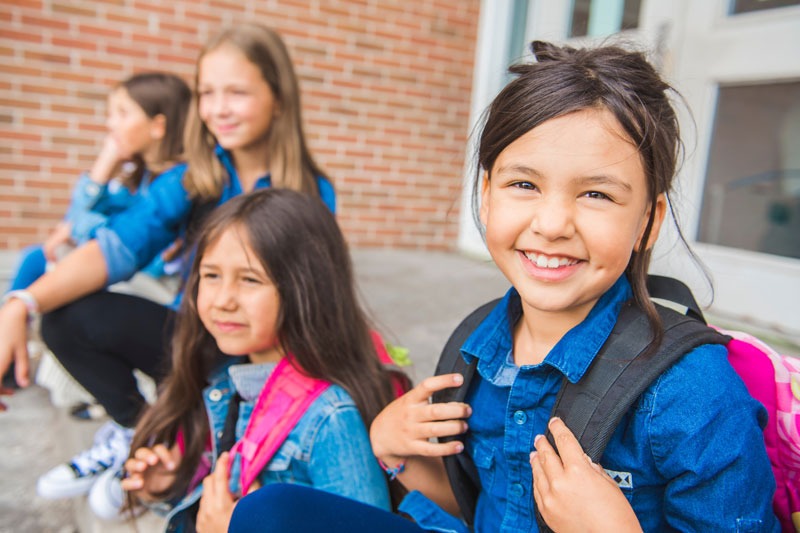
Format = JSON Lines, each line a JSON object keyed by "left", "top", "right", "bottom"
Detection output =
{"left": 397, "top": 490, "right": 470, "bottom": 533}
{"left": 95, "top": 227, "right": 138, "bottom": 286}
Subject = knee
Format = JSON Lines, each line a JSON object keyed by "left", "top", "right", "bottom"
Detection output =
{"left": 230, "top": 484, "right": 314, "bottom": 532}
{"left": 40, "top": 299, "right": 88, "bottom": 351}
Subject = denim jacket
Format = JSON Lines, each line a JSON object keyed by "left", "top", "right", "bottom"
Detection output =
{"left": 96, "top": 145, "right": 336, "bottom": 287}
{"left": 400, "top": 276, "right": 779, "bottom": 532}
{"left": 66, "top": 173, "right": 141, "bottom": 243}
{"left": 163, "top": 361, "right": 390, "bottom": 532}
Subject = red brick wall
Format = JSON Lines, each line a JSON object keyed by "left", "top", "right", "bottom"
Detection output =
{"left": 0, "top": 0, "right": 479, "bottom": 252}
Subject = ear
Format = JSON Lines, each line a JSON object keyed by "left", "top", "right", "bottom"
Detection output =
{"left": 635, "top": 193, "right": 667, "bottom": 251}
{"left": 479, "top": 171, "right": 491, "bottom": 227}
{"left": 150, "top": 114, "right": 167, "bottom": 141}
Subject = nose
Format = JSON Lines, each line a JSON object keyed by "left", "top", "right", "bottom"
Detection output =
{"left": 529, "top": 194, "right": 575, "bottom": 241}
{"left": 207, "top": 92, "right": 230, "bottom": 117}
{"left": 213, "top": 279, "right": 238, "bottom": 310}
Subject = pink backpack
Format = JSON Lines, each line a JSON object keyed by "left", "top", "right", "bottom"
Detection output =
{"left": 229, "top": 330, "right": 411, "bottom": 494}
{"left": 723, "top": 329, "right": 800, "bottom": 532}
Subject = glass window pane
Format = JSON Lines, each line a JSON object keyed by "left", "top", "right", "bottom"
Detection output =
{"left": 569, "top": 0, "right": 641, "bottom": 38}
{"left": 729, "top": 0, "right": 800, "bottom": 15}
{"left": 697, "top": 81, "right": 800, "bottom": 259}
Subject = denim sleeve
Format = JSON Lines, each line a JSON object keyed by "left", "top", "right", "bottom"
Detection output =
{"left": 307, "top": 404, "right": 391, "bottom": 511}
{"left": 68, "top": 173, "right": 107, "bottom": 215}
{"left": 67, "top": 174, "right": 112, "bottom": 243}
{"left": 96, "top": 163, "right": 191, "bottom": 285}
{"left": 648, "top": 344, "right": 780, "bottom": 532}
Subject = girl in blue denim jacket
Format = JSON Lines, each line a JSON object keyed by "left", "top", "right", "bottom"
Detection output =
{"left": 227, "top": 41, "right": 779, "bottom": 533}
{"left": 6, "top": 72, "right": 190, "bottom": 294}
{"left": 121, "top": 189, "right": 397, "bottom": 532}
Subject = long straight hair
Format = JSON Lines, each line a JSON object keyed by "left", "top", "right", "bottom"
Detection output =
{"left": 183, "top": 24, "right": 327, "bottom": 200}
{"left": 474, "top": 41, "right": 684, "bottom": 338}
{"left": 130, "top": 189, "right": 396, "bottom": 500}
{"left": 116, "top": 72, "right": 191, "bottom": 188}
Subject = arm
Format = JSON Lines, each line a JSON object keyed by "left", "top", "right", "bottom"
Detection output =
{"left": 307, "top": 401, "right": 391, "bottom": 509}
{"left": 369, "top": 373, "right": 470, "bottom": 515}
{"left": 0, "top": 241, "right": 108, "bottom": 388}
{"left": 530, "top": 417, "right": 642, "bottom": 533}
{"left": 651, "top": 346, "right": 779, "bottom": 530}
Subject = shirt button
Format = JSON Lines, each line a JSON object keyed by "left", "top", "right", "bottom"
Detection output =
{"left": 509, "top": 483, "right": 524, "bottom": 498}
{"left": 209, "top": 389, "right": 222, "bottom": 402}
{"left": 86, "top": 183, "right": 99, "bottom": 196}
{"left": 216, "top": 430, "right": 223, "bottom": 439}
{"left": 513, "top": 410, "right": 527, "bottom": 425}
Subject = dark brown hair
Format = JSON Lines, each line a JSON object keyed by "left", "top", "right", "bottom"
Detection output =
{"left": 117, "top": 72, "right": 191, "bottom": 188}
{"left": 130, "top": 189, "right": 397, "bottom": 500}
{"left": 474, "top": 40, "right": 684, "bottom": 336}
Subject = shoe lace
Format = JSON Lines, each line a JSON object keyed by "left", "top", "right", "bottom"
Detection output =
{"left": 70, "top": 422, "right": 133, "bottom": 476}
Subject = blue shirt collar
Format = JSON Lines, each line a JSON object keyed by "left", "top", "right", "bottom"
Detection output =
{"left": 462, "top": 275, "right": 632, "bottom": 384}
{"left": 214, "top": 144, "right": 272, "bottom": 199}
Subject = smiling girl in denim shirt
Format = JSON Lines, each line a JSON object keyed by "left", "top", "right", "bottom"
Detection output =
{"left": 226, "top": 41, "right": 779, "bottom": 533}
{"left": 119, "top": 189, "right": 396, "bottom": 532}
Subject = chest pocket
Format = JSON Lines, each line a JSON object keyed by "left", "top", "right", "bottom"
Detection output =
{"left": 471, "top": 441, "right": 497, "bottom": 493}
{"left": 260, "top": 439, "right": 301, "bottom": 484}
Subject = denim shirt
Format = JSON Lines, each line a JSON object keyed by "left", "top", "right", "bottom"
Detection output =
{"left": 401, "top": 276, "right": 778, "bottom": 533}
{"left": 164, "top": 361, "right": 390, "bottom": 532}
{"left": 96, "top": 145, "right": 336, "bottom": 286}
{"left": 66, "top": 173, "right": 142, "bottom": 243}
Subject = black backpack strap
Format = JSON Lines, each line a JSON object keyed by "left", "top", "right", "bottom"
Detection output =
{"left": 646, "top": 275, "right": 706, "bottom": 323}
{"left": 431, "top": 298, "right": 499, "bottom": 527}
{"left": 544, "top": 302, "right": 727, "bottom": 462}
{"left": 533, "top": 300, "right": 728, "bottom": 532}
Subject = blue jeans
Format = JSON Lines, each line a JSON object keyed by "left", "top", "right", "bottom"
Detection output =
{"left": 229, "top": 484, "right": 425, "bottom": 533}
{"left": 9, "top": 245, "right": 47, "bottom": 291}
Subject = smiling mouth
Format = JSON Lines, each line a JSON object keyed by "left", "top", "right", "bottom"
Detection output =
{"left": 522, "top": 251, "right": 579, "bottom": 269}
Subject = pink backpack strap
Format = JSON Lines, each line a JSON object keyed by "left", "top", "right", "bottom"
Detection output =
{"left": 228, "top": 357, "right": 330, "bottom": 494}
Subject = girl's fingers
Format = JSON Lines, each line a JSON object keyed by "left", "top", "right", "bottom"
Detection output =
{"left": 133, "top": 446, "right": 159, "bottom": 465}
{"left": 533, "top": 433, "right": 564, "bottom": 480}
{"left": 412, "top": 439, "right": 465, "bottom": 457}
{"left": 412, "top": 374, "right": 465, "bottom": 403}
{"left": 530, "top": 451, "right": 551, "bottom": 497}
{"left": 547, "top": 417, "right": 586, "bottom": 466}
{"left": 121, "top": 474, "right": 144, "bottom": 491}
{"left": 425, "top": 401, "right": 472, "bottom": 423}
{"left": 415, "top": 419, "right": 469, "bottom": 440}
{"left": 152, "top": 444, "right": 176, "bottom": 470}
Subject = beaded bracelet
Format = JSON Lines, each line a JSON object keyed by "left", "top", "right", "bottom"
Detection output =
{"left": 378, "top": 458, "right": 406, "bottom": 480}
{"left": 2, "top": 290, "right": 40, "bottom": 325}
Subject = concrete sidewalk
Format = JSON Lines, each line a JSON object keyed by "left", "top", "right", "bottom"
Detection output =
{"left": 0, "top": 248, "right": 510, "bottom": 533}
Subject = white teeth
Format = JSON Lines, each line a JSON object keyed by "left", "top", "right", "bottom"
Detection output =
{"left": 525, "top": 252, "right": 575, "bottom": 269}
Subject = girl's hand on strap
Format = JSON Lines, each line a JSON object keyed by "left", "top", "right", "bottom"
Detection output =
{"left": 370, "top": 373, "right": 471, "bottom": 467}
{"left": 530, "top": 417, "right": 642, "bottom": 533}
{"left": 121, "top": 443, "right": 182, "bottom": 502}
{"left": 196, "top": 452, "right": 237, "bottom": 533}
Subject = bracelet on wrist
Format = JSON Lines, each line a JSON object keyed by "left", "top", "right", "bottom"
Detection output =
{"left": 378, "top": 457, "right": 406, "bottom": 480}
{"left": 2, "top": 290, "right": 41, "bottom": 325}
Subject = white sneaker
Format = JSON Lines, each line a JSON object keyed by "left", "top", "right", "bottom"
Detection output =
{"left": 37, "top": 420, "right": 134, "bottom": 499}
{"left": 89, "top": 466, "right": 143, "bottom": 521}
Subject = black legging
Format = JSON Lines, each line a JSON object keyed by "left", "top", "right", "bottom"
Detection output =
{"left": 41, "top": 291, "right": 175, "bottom": 427}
